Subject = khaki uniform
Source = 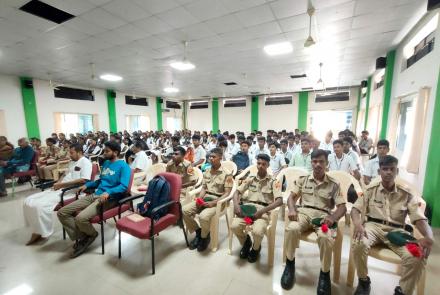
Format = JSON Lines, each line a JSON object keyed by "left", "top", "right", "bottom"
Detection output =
{"left": 41, "top": 147, "right": 69, "bottom": 180}
{"left": 351, "top": 182, "right": 427, "bottom": 295}
{"left": 231, "top": 173, "right": 282, "bottom": 250}
{"left": 183, "top": 165, "right": 233, "bottom": 238}
{"left": 37, "top": 145, "right": 60, "bottom": 179}
{"left": 166, "top": 159, "right": 196, "bottom": 199}
{"left": 285, "top": 173, "right": 344, "bottom": 272}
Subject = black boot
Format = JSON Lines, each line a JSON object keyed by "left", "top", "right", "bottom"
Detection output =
{"left": 354, "top": 277, "right": 371, "bottom": 295}
{"left": 317, "top": 270, "right": 331, "bottom": 295}
{"left": 394, "top": 286, "right": 405, "bottom": 295}
{"left": 197, "top": 233, "right": 211, "bottom": 252}
{"left": 281, "top": 258, "right": 296, "bottom": 290}
{"left": 239, "top": 235, "right": 252, "bottom": 259}
{"left": 189, "top": 228, "right": 201, "bottom": 250}
{"left": 247, "top": 246, "right": 261, "bottom": 263}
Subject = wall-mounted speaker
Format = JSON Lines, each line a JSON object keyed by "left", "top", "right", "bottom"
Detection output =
{"left": 361, "top": 80, "right": 368, "bottom": 88}
{"left": 24, "top": 79, "right": 33, "bottom": 89}
{"left": 251, "top": 96, "right": 257, "bottom": 102}
{"left": 376, "top": 57, "right": 387, "bottom": 69}
{"left": 158, "top": 98, "right": 163, "bottom": 103}
{"left": 428, "top": 0, "right": 440, "bottom": 11}
{"left": 109, "top": 90, "right": 116, "bottom": 98}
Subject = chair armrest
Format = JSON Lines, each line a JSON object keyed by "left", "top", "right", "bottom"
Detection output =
{"left": 150, "top": 200, "right": 178, "bottom": 215}
{"left": 118, "top": 193, "right": 145, "bottom": 205}
{"left": 37, "top": 180, "right": 56, "bottom": 190}
{"left": 188, "top": 186, "right": 203, "bottom": 198}
{"left": 133, "top": 171, "right": 147, "bottom": 180}
{"left": 61, "top": 184, "right": 82, "bottom": 193}
{"left": 56, "top": 159, "right": 70, "bottom": 168}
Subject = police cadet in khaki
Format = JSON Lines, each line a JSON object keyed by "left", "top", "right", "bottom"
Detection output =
{"left": 231, "top": 153, "right": 283, "bottom": 263}
{"left": 183, "top": 148, "right": 233, "bottom": 252}
{"left": 281, "top": 149, "right": 347, "bottom": 294}
{"left": 351, "top": 155, "right": 434, "bottom": 295}
{"left": 166, "top": 146, "right": 197, "bottom": 200}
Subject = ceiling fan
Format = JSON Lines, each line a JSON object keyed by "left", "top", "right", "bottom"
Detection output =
{"left": 47, "top": 72, "right": 64, "bottom": 90}
{"left": 304, "top": 0, "right": 316, "bottom": 48}
{"left": 90, "top": 62, "right": 98, "bottom": 81}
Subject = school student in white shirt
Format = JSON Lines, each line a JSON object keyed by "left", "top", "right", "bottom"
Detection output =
{"left": 23, "top": 144, "right": 92, "bottom": 245}
{"left": 268, "top": 142, "right": 287, "bottom": 176}
{"left": 192, "top": 134, "right": 207, "bottom": 167}
{"left": 328, "top": 139, "right": 361, "bottom": 180}
{"left": 342, "top": 137, "right": 362, "bottom": 170}
{"left": 363, "top": 139, "right": 390, "bottom": 185}
{"left": 129, "top": 141, "right": 151, "bottom": 173}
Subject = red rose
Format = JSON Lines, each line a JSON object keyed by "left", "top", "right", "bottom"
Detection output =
{"left": 321, "top": 223, "right": 329, "bottom": 233}
{"left": 196, "top": 198, "right": 206, "bottom": 206}
{"left": 406, "top": 243, "right": 423, "bottom": 258}
{"left": 244, "top": 216, "right": 253, "bottom": 225}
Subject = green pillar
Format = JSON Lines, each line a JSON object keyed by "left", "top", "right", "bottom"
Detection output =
{"left": 424, "top": 69, "right": 440, "bottom": 227}
{"left": 251, "top": 96, "right": 259, "bottom": 132}
{"left": 156, "top": 97, "right": 163, "bottom": 131}
{"left": 106, "top": 89, "right": 117, "bottom": 133}
{"left": 364, "top": 76, "right": 372, "bottom": 130}
{"left": 20, "top": 77, "right": 40, "bottom": 139}
{"left": 298, "top": 91, "right": 309, "bottom": 131}
{"left": 212, "top": 98, "right": 219, "bottom": 133}
{"left": 380, "top": 50, "right": 396, "bottom": 139}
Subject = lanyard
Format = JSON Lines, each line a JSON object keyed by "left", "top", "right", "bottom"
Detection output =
{"left": 335, "top": 154, "right": 344, "bottom": 170}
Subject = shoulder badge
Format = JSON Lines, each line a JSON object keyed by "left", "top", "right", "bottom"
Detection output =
{"left": 187, "top": 166, "right": 194, "bottom": 175}
{"left": 274, "top": 179, "right": 282, "bottom": 190}
{"left": 226, "top": 175, "right": 234, "bottom": 185}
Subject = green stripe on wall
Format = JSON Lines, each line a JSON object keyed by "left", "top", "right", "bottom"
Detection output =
{"left": 424, "top": 69, "right": 440, "bottom": 227}
{"left": 156, "top": 97, "right": 163, "bottom": 131}
{"left": 20, "top": 77, "right": 40, "bottom": 139}
{"left": 251, "top": 96, "right": 259, "bottom": 132}
{"left": 364, "top": 76, "right": 372, "bottom": 130}
{"left": 212, "top": 98, "right": 219, "bottom": 133}
{"left": 380, "top": 50, "right": 396, "bottom": 139}
{"left": 106, "top": 89, "right": 117, "bottom": 133}
{"left": 298, "top": 91, "right": 309, "bottom": 131}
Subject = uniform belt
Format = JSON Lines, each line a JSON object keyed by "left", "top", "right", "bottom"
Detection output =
{"left": 301, "top": 205, "right": 329, "bottom": 214}
{"left": 206, "top": 191, "right": 222, "bottom": 197}
{"left": 246, "top": 201, "right": 269, "bottom": 207}
{"left": 367, "top": 216, "right": 410, "bottom": 231}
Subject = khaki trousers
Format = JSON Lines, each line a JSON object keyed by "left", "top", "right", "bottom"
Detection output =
{"left": 285, "top": 208, "right": 334, "bottom": 272}
{"left": 351, "top": 222, "right": 426, "bottom": 295}
{"left": 57, "top": 194, "right": 117, "bottom": 241}
{"left": 231, "top": 212, "right": 269, "bottom": 250}
{"left": 182, "top": 199, "right": 219, "bottom": 238}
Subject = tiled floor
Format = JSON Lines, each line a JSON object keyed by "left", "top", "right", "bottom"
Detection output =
{"left": 0, "top": 185, "right": 439, "bottom": 295}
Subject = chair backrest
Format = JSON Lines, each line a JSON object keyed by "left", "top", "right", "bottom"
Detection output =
{"left": 221, "top": 160, "right": 237, "bottom": 176}
{"left": 326, "top": 170, "right": 360, "bottom": 201}
{"left": 157, "top": 172, "right": 182, "bottom": 216}
{"left": 127, "top": 169, "right": 135, "bottom": 194}
{"left": 90, "top": 163, "right": 99, "bottom": 181}
{"left": 146, "top": 163, "right": 167, "bottom": 183}
{"left": 276, "top": 167, "right": 309, "bottom": 193}
{"left": 30, "top": 150, "right": 39, "bottom": 171}
{"left": 193, "top": 167, "right": 203, "bottom": 187}
{"left": 236, "top": 164, "right": 273, "bottom": 181}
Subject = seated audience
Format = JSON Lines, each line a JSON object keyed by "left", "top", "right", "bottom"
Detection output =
{"left": 358, "top": 130, "right": 373, "bottom": 155}
{"left": 232, "top": 141, "right": 253, "bottom": 174}
{"left": 192, "top": 134, "right": 207, "bottom": 167}
{"left": 363, "top": 139, "right": 390, "bottom": 185}
{"left": 0, "top": 136, "right": 14, "bottom": 160}
{"left": 23, "top": 144, "right": 92, "bottom": 245}
{"left": 289, "top": 137, "right": 312, "bottom": 172}
{"left": 166, "top": 146, "right": 197, "bottom": 200}
{"left": 57, "top": 141, "right": 131, "bottom": 258}
{"left": 268, "top": 142, "right": 287, "bottom": 176}
{"left": 231, "top": 154, "right": 282, "bottom": 263}
{"left": 328, "top": 140, "right": 361, "bottom": 180}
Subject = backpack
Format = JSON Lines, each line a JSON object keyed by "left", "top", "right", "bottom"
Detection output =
{"left": 137, "top": 175, "right": 171, "bottom": 220}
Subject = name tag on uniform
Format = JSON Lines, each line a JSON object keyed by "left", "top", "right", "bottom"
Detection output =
{"left": 74, "top": 166, "right": 81, "bottom": 171}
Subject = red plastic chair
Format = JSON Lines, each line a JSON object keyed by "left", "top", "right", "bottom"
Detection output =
{"left": 116, "top": 172, "right": 189, "bottom": 274}
{"left": 10, "top": 151, "right": 39, "bottom": 195}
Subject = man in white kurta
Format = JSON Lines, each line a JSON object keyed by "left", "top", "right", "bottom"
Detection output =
{"left": 23, "top": 144, "right": 92, "bottom": 245}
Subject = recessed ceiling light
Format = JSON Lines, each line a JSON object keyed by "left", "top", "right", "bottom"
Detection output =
{"left": 170, "top": 61, "right": 195, "bottom": 71}
{"left": 99, "top": 74, "right": 122, "bottom": 82}
{"left": 263, "top": 42, "right": 293, "bottom": 56}
{"left": 164, "top": 82, "right": 179, "bottom": 93}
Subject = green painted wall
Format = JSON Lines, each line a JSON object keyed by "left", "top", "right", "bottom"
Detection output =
{"left": 424, "top": 69, "right": 440, "bottom": 227}
{"left": 364, "top": 76, "right": 372, "bottom": 130}
{"left": 380, "top": 50, "right": 396, "bottom": 139}
{"left": 20, "top": 77, "right": 40, "bottom": 139}
{"left": 212, "top": 98, "right": 219, "bottom": 133}
{"left": 251, "top": 96, "right": 259, "bottom": 132}
{"left": 156, "top": 97, "right": 163, "bottom": 131}
{"left": 298, "top": 91, "right": 309, "bottom": 131}
{"left": 106, "top": 89, "right": 117, "bottom": 133}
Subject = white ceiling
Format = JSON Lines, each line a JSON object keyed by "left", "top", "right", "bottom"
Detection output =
{"left": 0, "top": 0, "right": 427, "bottom": 99}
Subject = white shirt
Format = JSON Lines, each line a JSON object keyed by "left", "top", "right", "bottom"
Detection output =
{"left": 130, "top": 150, "right": 151, "bottom": 171}
{"left": 269, "top": 153, "right": 286, "bottom": 175}
{"left": 319, "top": 141, "right": 334, "bottom": 153}
{"left": 364, "top": 157, "right": 380, "bottom": 178}
{"left": 347, "top": 149, "right": 361, "bottom": 170}
{"left": 194, "top": 145, "right": 207, "bottom": 163}
{"left": 63, "top": 156, "right": 92, "bottom": 183}
{"left": 227, "top": 141, "right": 240, "bottom": 156}
{"left": 328, "top": 153, "right": 358, "bottom": 173}
{"left": 207, "top": 142, "right": 217, "bottom": 151}
{"left": 253, "top": 147, "right": 270, "bottom": 157}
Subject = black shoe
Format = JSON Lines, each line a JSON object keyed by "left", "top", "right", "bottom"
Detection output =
{"left": 189, "top": 228, "right": 201, "bottom": 250}
{"left": 197, "top": 233, "right": 211, "bottom": 252}
{"left": 354, "top": 277, "right": 371, "bottom": 295}
{"left": 281, "top": 258, "right": 296, "bottom": 290}
{"left": 239, "top": 235, "right": 252, "bottom": 259}
{"left": 317, "top": 270, "right": 331, "bottom": 295}
{"left": 394, "top": 286, "right": 404, "bottom": 295}
{"left": 70, "top": 232, "right": 98, "bottom": 258}
{"left": 247, "top": 246, "right": 261, "bottom": 263}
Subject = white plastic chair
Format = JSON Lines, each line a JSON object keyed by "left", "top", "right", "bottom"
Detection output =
{"left": 221, "top": 160, "right": 237, "bottom": 176}
{"left": 181, "top": 167, "right": 203, "bottom": 205}
{"left": 130, "top": 163, "right": 166, "bottom": 195}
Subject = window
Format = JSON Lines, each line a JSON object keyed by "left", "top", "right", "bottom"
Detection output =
{"left": 54, "top": 86, "right": 94, "bottom": 101}
{"left": 190, "top": 101, "right": 208, "bottom": 109}
{"left": 55, "top": 113, "right": 94, "bottom": 135}
{"left": 166, "top": 117, "right": 181, "bottom": 133}
{"left": 396, "top": 100, "right": 415, "bottom": 158}
{"left": 125, "top": 115, "right": 150, "bottom": 132}
{"left": 407, "top": 32, "right": 435, "bottom": 68}
{"left": 166, "top": 101, "right": 181, "bottom": 109}
{"left": 309, "top": 110, "right": 353, "bottom": 141}
{"left": 264, "top": 96, "right": 292, "bottom": 105}
{"left": 224, "top": 98, "right": 246, "bottom": 107}
{"left": 315, "top": 91, "right": 349, "bottom": 103}
{"left": 125, "top": 96, "right": 148, "bottom": 106}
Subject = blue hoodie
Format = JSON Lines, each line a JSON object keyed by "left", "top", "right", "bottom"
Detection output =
{"left": 86, "top": 159, "right": 131, "bottom": 200}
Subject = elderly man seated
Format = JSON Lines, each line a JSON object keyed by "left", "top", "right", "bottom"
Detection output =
{"left": 0, "top": 138, "right": 35, "bottom": 197}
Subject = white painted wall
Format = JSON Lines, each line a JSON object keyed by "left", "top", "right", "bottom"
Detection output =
{"left": 32, "top": 79, "right": 110, "bottom": 141}
{"left": 0, "top": 74, "right": 27, "bottom": 144}
{"left": 115, "top": 92, "right": 156, "bottom": 132}
{"left": 162, "top": 99, "right": 183, "bottom": 132}
{"left": 387, "top": 11, "right": 440, "bottom": 190}
{"left": 187, "top": 102, "right": 211, "bottom": 132}
{"left": 219, "top": 97, "right": 251, "bottom": 133}
{"left": 258, "top": 93, "right": 299, "bottom": 132}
